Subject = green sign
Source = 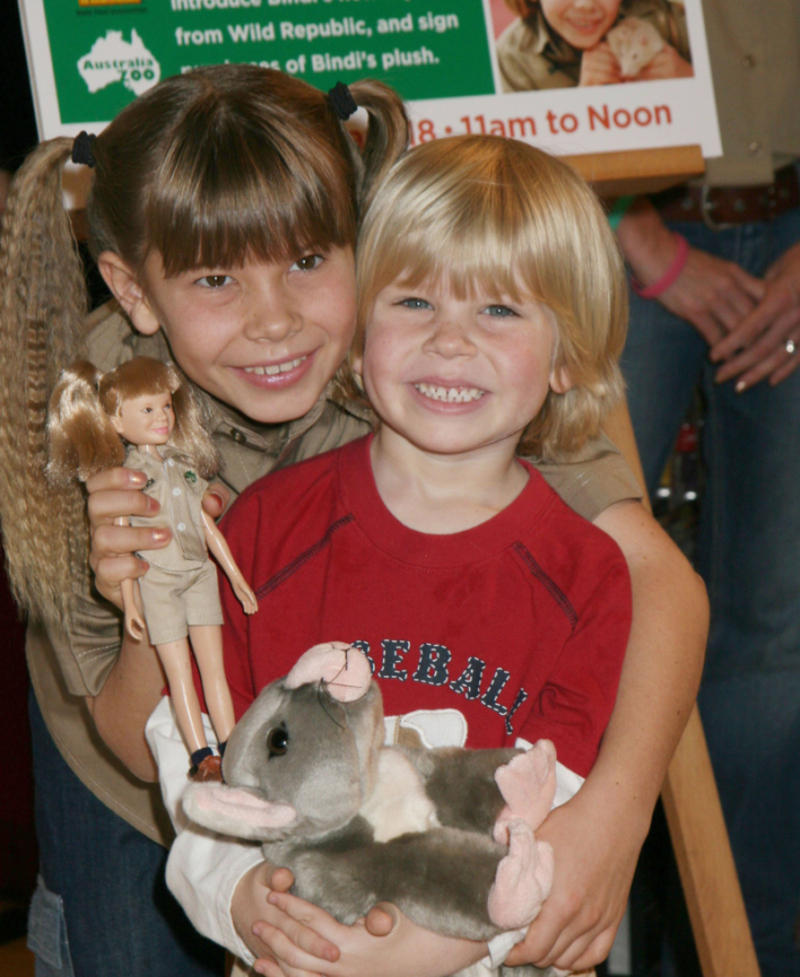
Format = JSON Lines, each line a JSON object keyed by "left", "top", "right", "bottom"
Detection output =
{"left": 34, "top": 0, "right": 493, "bottom": 126}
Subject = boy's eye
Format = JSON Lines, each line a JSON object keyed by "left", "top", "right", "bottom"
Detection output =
{"left": 400, "top": 297, "right": 432, "bottom": 310}
{"left": 482, "top": 304, "right": 517, "bottom": 318}
{"left": 196, "top": 274, "right": 234, "bottom": 288}
{"left": 292, "top": 254, "right": 324, "bottom": 272}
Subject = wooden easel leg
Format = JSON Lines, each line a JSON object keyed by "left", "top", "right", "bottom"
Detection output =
{"left": 661, "top": 705, "right": 761, "bottom": 977}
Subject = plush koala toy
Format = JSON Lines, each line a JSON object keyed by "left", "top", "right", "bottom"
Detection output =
{"left": 606, "top": 16, "right": 665, "bottom": 77}
{"left": 184, "top": 643, "right": 557, "bottom": 971}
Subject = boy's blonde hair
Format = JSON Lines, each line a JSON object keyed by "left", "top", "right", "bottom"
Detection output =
{"left": 346, "top": 135, "right": 628, "bottom": 461}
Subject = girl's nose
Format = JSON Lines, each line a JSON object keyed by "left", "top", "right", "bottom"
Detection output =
{"left": 244, "top": 285, "right": 302, "bottom": 342}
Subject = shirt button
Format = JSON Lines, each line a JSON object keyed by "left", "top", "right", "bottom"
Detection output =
{"left": 177, "top": 522, "right": 186, "bottom": 532}
{"left": 167, "top": 458, "right": 175, "bottom": 467}
{"left": 231, "top": 429, "right": 247, "bottom": 445}
{"left": 741, "top": 54, "right": 756, "bottom": 69}
{"left": 748, "top": 141, "right": 762, "bottom": 155}
{"left": 172, "top": 487, "right": 182, "bottom": 497}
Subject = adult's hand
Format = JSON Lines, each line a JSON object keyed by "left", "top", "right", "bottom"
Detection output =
{"left": 616, "top": 199, "right": 765, "bottom": 346}
{"left": 579, "top": 43, "right": 623, "bottom": 86}
{"left": 710, "top": 241, "right": 800, "bottom": 390}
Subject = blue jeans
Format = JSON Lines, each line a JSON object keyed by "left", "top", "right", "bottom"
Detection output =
{"left": 27, "top": 691, "right": 226, "bottom": 977}
{"left": 621, "top": 204, "right": 800, "bottom": 977}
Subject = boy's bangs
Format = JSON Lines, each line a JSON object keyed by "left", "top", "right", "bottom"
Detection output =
{"left": 146, "top": 122, "right": 356, "bottom": 276}
{"left": 381, "top": 197, "right": 548, "bottom": 305}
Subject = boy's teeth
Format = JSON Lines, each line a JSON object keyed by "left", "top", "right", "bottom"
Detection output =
{"left": 415, "top": 383, "right": 485, "bottom": 403}
{"left": 245, "top": 357, "right": 306, "bottom": 377}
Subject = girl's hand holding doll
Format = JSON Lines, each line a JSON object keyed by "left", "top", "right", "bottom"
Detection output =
{"left": 87, "top": 466, "right": 230, "bottom": 608}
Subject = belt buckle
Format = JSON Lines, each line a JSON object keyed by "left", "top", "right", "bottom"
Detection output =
{"left": 700, "top": 186, "right": 736, "bottom": 231}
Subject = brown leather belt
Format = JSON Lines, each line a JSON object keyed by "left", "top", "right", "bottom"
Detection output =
{"left": 651, "top": 164, "right": 799, "bottom": 228}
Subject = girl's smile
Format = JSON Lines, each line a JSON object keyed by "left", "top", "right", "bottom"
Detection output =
{"left": 107, "top": 247, "right": 357, "bottom": 426}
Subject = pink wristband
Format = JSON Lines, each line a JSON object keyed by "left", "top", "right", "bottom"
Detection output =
{"left": 631, "top": 234, "right": 690, "bottom": 299}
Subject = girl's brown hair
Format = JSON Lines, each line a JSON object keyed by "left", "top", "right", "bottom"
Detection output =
{"left": 0, "top": 65, "right": 408, "bottom": 622}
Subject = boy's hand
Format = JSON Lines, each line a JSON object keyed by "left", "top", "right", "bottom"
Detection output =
{"left": 636, "top": 45, "right": 693, "bottom": 80}
{"left": 254, "top": 891, "right": 486, "bottom": 977}
{"left": 579, "top": 43, "right": 623, "bottom": 86}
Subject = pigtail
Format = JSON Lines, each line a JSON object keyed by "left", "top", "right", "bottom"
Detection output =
{"left": 0, "top": 139, "right": 91, "bottom": 622}
{"left": 162, "top": 367, "right": 219, "bottom": 480}
{"left": 47, "top": 361, "right": 126, "bottom": 486}
{"left": 346, "top": 79, "right": 409, "bottom": 215}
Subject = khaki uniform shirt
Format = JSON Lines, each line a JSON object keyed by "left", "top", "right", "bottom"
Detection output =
{"left": 497, "top": 0, "right": 690, "bottom": 93}
{"left": 30, "top": 302, "right": 642, "bottom": 845}
{"left": 128, "top": 445, "right": 209, "bottom": 569}
{"left": 697, "top": 0, "right": 800, "bottom": 186}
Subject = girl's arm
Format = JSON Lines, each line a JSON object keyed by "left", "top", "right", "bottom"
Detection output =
{"left": 505, "top": 497, "right": 707, "bottom": 970}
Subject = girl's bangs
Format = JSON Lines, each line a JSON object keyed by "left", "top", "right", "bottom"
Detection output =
{"left": 146, "top": 124, "right": 356, "bottom": 276}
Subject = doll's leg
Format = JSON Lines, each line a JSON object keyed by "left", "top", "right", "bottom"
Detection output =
{"left": 155, "top": 638, "right": 210, "bottom": 755}
{"left": 188, "top": 624, "right": 235, "bottom": 745}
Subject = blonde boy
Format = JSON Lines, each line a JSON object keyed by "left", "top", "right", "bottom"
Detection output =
{"left": 157, "top": 135, "right": 635, "bottom": 972}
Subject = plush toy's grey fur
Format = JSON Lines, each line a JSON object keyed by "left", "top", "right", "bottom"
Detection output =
{"left": 184, "top": 643, "right": 556, "bottom": 976}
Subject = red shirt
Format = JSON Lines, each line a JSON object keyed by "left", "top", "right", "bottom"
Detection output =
{"left": 217, "top": 436, "right": 631, "bottom": 777}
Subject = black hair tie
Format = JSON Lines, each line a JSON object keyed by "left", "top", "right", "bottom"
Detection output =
{"left": 71, "top": 131, "right": 97, "bottom": 168}
{"left": 328, "top": 82, "right": 358, "bottom": 121}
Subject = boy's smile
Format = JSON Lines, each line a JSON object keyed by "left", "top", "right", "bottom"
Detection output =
{"left": 358, "top": 279, "right": 571, "bottom": 462}
{"left": 109, "top": 247, "right": 357, "bottom": 426}
{"left": 539, "top": 0, "right": 620, "bottom": 49}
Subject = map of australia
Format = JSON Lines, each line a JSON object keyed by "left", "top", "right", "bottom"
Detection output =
{"left": 78, "top": 29, "right": 160, "bottom": 96}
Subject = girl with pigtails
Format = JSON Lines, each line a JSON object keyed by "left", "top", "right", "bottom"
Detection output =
{"left": 47, "top": 356, "right": 257, "bottom": 782}
{"left": 0, "top": 64, "right": 706, "bottom": 977}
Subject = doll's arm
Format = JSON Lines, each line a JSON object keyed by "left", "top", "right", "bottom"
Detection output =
{"left": 506, "top": 499, "right": 707, "bottom": 971}
{"left": 201, "top": 509, "right": 258, "bottom": 615}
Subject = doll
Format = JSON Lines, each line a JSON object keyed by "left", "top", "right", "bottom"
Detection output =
{"left": 47, "top": 356, "right": 257, "bottom": 781}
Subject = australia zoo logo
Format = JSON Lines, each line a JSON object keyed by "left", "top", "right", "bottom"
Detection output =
{"left": 78, "top": 29, "right": 160, "bottom": 96}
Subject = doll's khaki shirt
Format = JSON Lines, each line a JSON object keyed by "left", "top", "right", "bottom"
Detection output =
{"left": 29, "top": 301, "right": 643, "bottom": 846}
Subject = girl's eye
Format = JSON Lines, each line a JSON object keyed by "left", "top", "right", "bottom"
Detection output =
{"left": 482, "top": 304, "right": 517, "bottom": 318}
{"left": 197, "top": 274, "right": 234, "bottom": 288}
{"left": 292, "top": 254, "right": 323, "bottom": 272}
{"left": 400, "top": 297, "right": 432, "bottom": 310}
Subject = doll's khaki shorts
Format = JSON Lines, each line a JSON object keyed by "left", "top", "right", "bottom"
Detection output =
{"left": 138, "top": 560, "right": 224, "bottom": 646}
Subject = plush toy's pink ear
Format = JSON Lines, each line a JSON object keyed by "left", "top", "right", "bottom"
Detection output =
{"left": 182, "top": 782, "right": 297, "bottom": 841}
{"left": 285, "top": 642, "right": 372, "bottom": 702}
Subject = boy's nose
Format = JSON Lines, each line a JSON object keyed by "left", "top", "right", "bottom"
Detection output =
{"left": 424, "top": 316, "right": 477, "bottom": 357}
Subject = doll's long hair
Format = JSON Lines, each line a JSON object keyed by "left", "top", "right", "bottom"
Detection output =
{"left": 0, "top": 65, "right": 408, "bottom": 623}
{"left": 40, "top": 357, "right": 218, "bottom": 620}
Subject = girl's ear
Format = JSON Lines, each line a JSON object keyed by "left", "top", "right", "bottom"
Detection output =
{"left": 97, "top": 252, "right": 161, "bottom": 336}
{"left": 549, "top": 364, "right": 573, "bottom": 395}
{"left": 109, "top": 413, "right": 125, "bottom": 436}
